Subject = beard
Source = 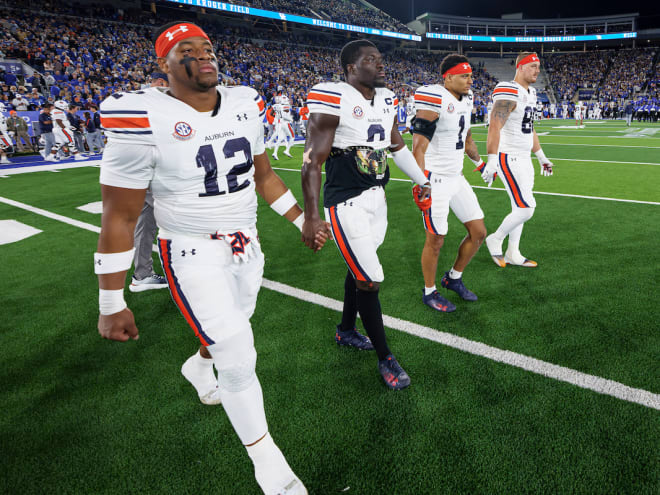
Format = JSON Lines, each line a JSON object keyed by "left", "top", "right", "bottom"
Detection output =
{"left": 374, "top": 76, "right": 386, "bottom": 88}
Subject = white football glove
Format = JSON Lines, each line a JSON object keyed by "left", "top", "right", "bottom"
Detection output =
{"left": 481, "top": 154, "right": 499, "bottom": 187}
{"left": 535, "top": 149, "right": 553, "bottom": 177}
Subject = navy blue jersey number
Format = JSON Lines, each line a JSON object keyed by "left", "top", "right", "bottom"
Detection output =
{"left": 196, "top": 137, "right": 253, "bottom": 197}
{"left": 367, "top": 124, "right": 386, "bottom": 143}
{"left": 456, "top": 115, "right": 465, "bottom": 150}
{"left": 521, "top": 106, "right": 533, "bottom": 134}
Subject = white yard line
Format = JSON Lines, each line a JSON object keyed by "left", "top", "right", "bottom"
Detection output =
{"left": 1, "top": 196, "right": 658, "bottom": 411}
{"left": 471, "top": 139, "right": 660, "bottom": 149}
{"left": 271, "top": 168, "right": 660, "bottom": 205}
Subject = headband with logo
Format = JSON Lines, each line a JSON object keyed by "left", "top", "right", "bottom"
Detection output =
{"left": 517, "top": 53, "right": 539, "bottom": 68}
{"left": 443, "top": 62, "right": 472, "bottom": 78}
{"left": 155, "top": 23, "right": 211, "bottom": 58}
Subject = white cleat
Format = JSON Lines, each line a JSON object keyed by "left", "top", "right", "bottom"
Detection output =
{"left": 0, "top": 157, "right": 10, "bottom": 164}
{"left": 74, "top": 154, "right": 87, "bottom": 161}
{"left": 181, "top": 352, "right": 222, "bottom": 405}
{"left": 504, "top": 250, "right": 538, "bottom": 267}
{"left": 283, "top": 150, "right": 292, "bottom": 158}
{"left": 129, "top": 274, "right": 168, "bottom": 292}
{"left": 250, "top": 434, "right": 308, "bottom": 495}
{"left": 44, "top": 154, "right": 58, "bottom": 162}
{"left": 269, "top": 477, "right": 308, "bottom": 495}
{"left": 485, "top": 234, "right": 506, "bottom": 268}
{"left": 271, "top": 154, "right": 279, "bottom": 161}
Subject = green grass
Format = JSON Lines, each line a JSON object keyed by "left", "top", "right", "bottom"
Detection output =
{"left": 1, "top": 119, "right": 659, "bottom": 494}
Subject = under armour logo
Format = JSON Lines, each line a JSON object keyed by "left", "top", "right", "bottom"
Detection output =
{"left": 96, "top": 259, "right": 102, "bottom": 265}
{"left": 236, "top": 113, "right": 248, "bottom": 121}
{"left": 165, "top": 25, "right": 189, "bottom": 41}
{"left": 181, "top": 249, "right": 196, "bottom": 257}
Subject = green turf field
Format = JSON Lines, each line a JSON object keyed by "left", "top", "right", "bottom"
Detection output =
{"left": 1, "top": 119, "right": 659, "bottom": 494}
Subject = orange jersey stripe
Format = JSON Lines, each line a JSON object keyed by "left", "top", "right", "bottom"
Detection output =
{"left": 307, "top": 92, "right": 341, "bottom": 105}
{"left": 414, "top": 94, "right": 442, "bottom": 105}
{"left": 159, "top": 239, "right": 210, "bottom": 346}
{"left": 493, "top": 88, "right": 518, "bottom": 95}
{"left": 499, "top": 154, "right": 526, "bottom": 208}
{"left": 329, "top": 207, "right": 366, "bottom": 282}
{"left": 394, "top": 98, "right": 399, "bottom": 106}
{"left": 257, "top": 99, "right": 265, "bottom": 111}
{"left": 100, "top": 117, "right": 151, "bottom": 129}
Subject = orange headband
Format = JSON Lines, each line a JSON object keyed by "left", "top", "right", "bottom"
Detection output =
{"left": 443, "top": 62, "right": 472, "bottom": 78}
{"left": 155, "top": 23, "right": 211, "bottom": 58}
{"left": 516, "top": 53, "right": 539, "bottom": 68}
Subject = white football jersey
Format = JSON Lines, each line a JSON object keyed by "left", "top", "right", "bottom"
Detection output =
{"left": 52, "top": 109, "right": 72, "bottom": 129}
{"left": 306, "top": 81, "right": 398, "bottom": 150}
{"left": 414, "top": 84, "right": 473, "bottom": 176}
{"left": 492, "top": 80, "right": 536, "bottom": 154}
{"left": 0, "top": 114, "right": 7, "bottom": 132}
{"left": 99, "top": 86, "right": 266, "bottom": 235}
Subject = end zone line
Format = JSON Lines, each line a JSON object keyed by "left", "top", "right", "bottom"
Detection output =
{"left": 3, "top": 196, "right": 659, "bottom": 410}
{"left": 262, "top": 279, "right": 660, "bottom": 411}
{"left": 271, "top": 167, "right": 660, "bottom": 205}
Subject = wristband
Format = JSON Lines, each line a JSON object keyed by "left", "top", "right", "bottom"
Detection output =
{"left": 534, "top": 149, "right": 549, "bottom": 163}
{"left": 94, "top": 248, "right": 135, "bottom": 274}
{"left": 469, "top": 156, "right": 483, "bottom": 167}
{"left": 270, "top": 190, "right": 298, "bottom": 216}
{"left": 292, "top": 213, "right": 304, "bottom": 232}
{"left": 99, "top": 289, "right": 127, "bottom": 315}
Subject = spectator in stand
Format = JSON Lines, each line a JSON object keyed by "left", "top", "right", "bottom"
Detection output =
{"left": 6, "top": 110, "right": 34, "bottom": 152}
{"left": 38, "top": 103, "right": 56, "bottom": 158}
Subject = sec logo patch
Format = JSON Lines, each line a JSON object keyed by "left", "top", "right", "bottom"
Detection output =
{"left": 447, "top": 103, "right": 455, "bottom": 113}
{"left": 353, "top": 106, "right": 364, "bottom": 119}
{"left": 173, "top": 121, "right": 196, "bottom": 140}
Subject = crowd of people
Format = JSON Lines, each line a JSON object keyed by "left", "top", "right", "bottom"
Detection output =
{"left": 0, "top": 3, "right": 658, "bottom": 158}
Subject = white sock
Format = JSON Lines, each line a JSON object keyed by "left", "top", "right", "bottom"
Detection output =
{"left": 424, "top": 285, "right": 436, "bottom": 296}
{"left": 494, "top": 207, "right": 534, "bottom": 239}
{"left": 449, "top": 268, "right": 462, "bottom": 279}
{"left": 506, "top": 223, "right": 524, "bottom": 256}
{"left": 247, "top": 433, "right": 296, "bottom": 494}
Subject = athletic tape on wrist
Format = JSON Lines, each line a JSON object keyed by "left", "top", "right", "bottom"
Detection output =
{"left": 534, "top": 149, "right": 549, "bottom": 163}
{"left": 469, "top": 156, "right": 483, "bottom": 166}
{"left": 99, "top": 289, "right": 127, "bottom": 315}
{"left": 270, "top": 190, "right": 298, "bottom": 216}
{"left": 94, "top": 248, "right": 135, "bottom": 274}
{"left": 292, "top": 213, "right": 304, "bottom": 232}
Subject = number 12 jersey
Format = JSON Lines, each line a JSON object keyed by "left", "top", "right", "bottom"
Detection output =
{"left": 99, "top": 86, "right": 266, "bottom": 234}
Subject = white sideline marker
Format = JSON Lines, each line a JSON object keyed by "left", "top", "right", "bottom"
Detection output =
{"left": 0, "top": 219, "right": 42, "bottom": 245}
{"left": 77, "top": 201, "right": 103, "bottom": 214}
{"left": 1, "top": 195, "right": 659, "bottom": 411}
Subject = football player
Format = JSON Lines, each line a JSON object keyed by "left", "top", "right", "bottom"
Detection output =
{"left": 51, "top": 100, "right": 86, "bottom": 160}
{"left": 411, "top": 54, "right": 487, "bottom": 312}
{"left": 481, "top": 52, "right": 553, "bottom": 268}
{"left": 575, "top": 101, "right": 584, "bottom": 128}
{"left": 301, "top": 40, "right": 431, "bottom": 390}
{"left": 95, "top": 21, "right": 315, "bottom": 495}
{"left": 271, "top": 90, "right": 294, "bottom": 160}
{"left": 0, "top": 103, "right": 13, "bottom": 164}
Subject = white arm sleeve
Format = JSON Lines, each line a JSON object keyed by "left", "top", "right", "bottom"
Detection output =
{"left": 391, "top": 146, "right": 429, "bottom": 186}
{"left": 99, "top": 142, "right": 156, "bottom": 189}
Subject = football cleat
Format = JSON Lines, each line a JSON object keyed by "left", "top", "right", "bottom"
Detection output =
{"left": 283, "top": 150, "right": 293, "bottom": 158}
{"left": 378, "top": 354, "right": 411, "bottom": 390}
{"left": 74, "top": 154, "right": 87, "bottom": 161}
{"left": 335, "top": 325, "right": 374, "bottom": 350}
{"left": 271, "top": 153, "right": 279, "bottom": 161}
{"left": 485, "top": 234, "right": 506, "bottom": 267}
{"left": 441, "top": 272, "right": 478, "bottom": 301}
{"left": 181, "top": 353, "right": 222, "bottom": 405}
{"left": 504, "top": 251, "right": 538, "bottom": 267}
{"left": 0, "top": 157, "right": 10, "bottom": 164}
{"left": 129, "top": 274, "right": 168, "bottom": 292}
{"left": 44, "top": 154, "right": 58, "bottom": 162}
{"left": 422, "top": 290, "right": 456, "bottom": 313}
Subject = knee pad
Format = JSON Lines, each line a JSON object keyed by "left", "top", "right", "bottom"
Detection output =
{"left": 209, "top": 331, "right": 257, "bottom": 393}
{"left": 513, "top": 206, "right": 535, "bottom": 223}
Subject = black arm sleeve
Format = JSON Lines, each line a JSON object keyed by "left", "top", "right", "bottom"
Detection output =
{"left": 410, "top": 116, "right": 438, "bottom": 141}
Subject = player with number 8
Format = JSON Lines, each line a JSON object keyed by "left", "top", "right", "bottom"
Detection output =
{"left": 482, "top": 52, "right": 554, "bottom": 268}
